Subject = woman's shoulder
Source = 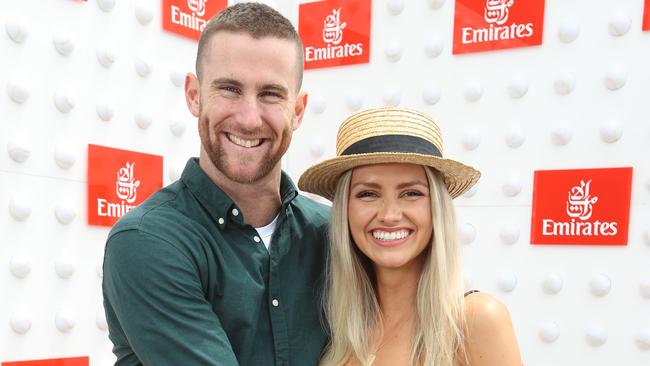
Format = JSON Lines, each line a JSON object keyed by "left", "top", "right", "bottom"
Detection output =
{"left": 460, "top": 291, "right": 522, "bottom": 366}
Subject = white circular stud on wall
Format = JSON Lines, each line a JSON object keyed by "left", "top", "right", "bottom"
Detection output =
{"left": 382, "top": 88, "right": 402, "bottom": 107}
{"left": 53, "top": 30, "right": 75, "bottom": 56}
{"left": 134, "top": 56, "right": 153, "bottom": 78}
{"left": 309, "top": 143, "right": 325, "bottom": 159}
{"left": 386, "top": 0, "right": 405, "bottom": 15}
{"left": 10, "top": 310, "right": 32, "bottom": 334}
{"left": 96, "top": 260, "right": 104, "bottom": 279}
{"left": 600, "top": 120, "right": 623, "bottom": 143}
{"left": 55, "top": 308, "right": 76, "bottom": 333}
{"left": 421, "top": 85, "right": 441, "bottom": 105}
{"left": 134, "top": 109, "right": 153, "bottom": 129}
{"left": 504, "top": 125, "right": 526, "bottom": 148}
{"left": 135, "top": 0, "right": 155, "bottom": 25}
{"left": 459, "top": 223, "right": 477, "bottom": 245}
{"left": 499, "top": 224, "right": 520, "bottom": 245}
{"left": 10, "top": 252, "right": 32, "bottom": 279}
{"left": 310, "top": 95, "right": 327, "bottom": 114}
{"left": 9, "top": 194, "right": 32, "bottom": 221}
{"left": 604, "top": 67, "right": 627, "bottom": 90}
{"left": 502, "top": 174, "right": 523, "bottom": 197}
{"left": 497, "top": 271, "right": 517, "bottom": 292}
{"left": 589, "top": 273, "right": 612, "bottom": 297}
{"left": 558, "top": 19, "right": 580, "bottom": 43}
{"left": 636, "top": 329, "right": 650, "bottom": 350}
{"left": 550, "top": 124, "right": 573, "bottom": 146}
{"left": 463, "top": 81, "right": 483, "bottom": 102}
{"left": 96, "top": 44, "right": 116, "bottom": 68}
{"left": 169, "top": 119, "right": 187, "bottom": 137}
{"left": 7, "top": 135, "right": 32, "bottom": 163}
{"left": 54, "top": 143, "right": 77, "bottom": 169}
{"left": 542, "top": 272, "right": 563, "bottom": 295}
{"left": 6, "top": 77, "right": 30, "bottom": 104}
{"left": 384, "top": 40, "right": 403, "bottom": 62}
{"left": 5, "top": 16, "right": 29, "bottom": 43}
{"left": 507, "top": 77, "right": 528, "bottom": 99}
{"left": 96, "top": 308, "right": 108, "bottom": 331}
{"left": 608, "top": 13, "right": 632, "bottom": 36}
{"left": 539, "top": 321, "right": 560, "bottom": 343}
{"left": 585, "top": 323, "right": 608, "bottom": 347}
{"left": 170, "top": 69, "right": 185, "bottom": 87}
{"left": 639, "top": 277, "right": 650, "bottom": 299}
{"left": 54, "top": 255, "right": 75, "bottom": 279}
{"left": 53, "top": 88, "right": 76, "bottom": 113}
{"left": 97, "top": 0, "right": 116, "bottom": 13}
{"left": 428, "top": 0, "right": 446, "bottom": 10}
{"left": 554, "top": 72, "right": 576, "bottom": 95}
{"left": 55, "top": 202, "right": 77, "bottom": 225}
{"left": 461, "top": 128, "right": 481, "bottom": 151}
{"left": 424, "top": 36, "right": 444, "bottom": 59}
{"left": 345, "top": 94, "right": 362, "bottom": 112}
{"left": 96, "top": 98, "right": 115, "bottom": 122}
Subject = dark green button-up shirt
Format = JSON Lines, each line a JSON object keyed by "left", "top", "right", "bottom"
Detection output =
{"left": 103, "top": 158, "right": 329, "bottom": 366}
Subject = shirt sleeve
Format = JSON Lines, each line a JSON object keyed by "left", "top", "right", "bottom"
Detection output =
{"left": 103, "top": 229, "right": 239, "bottom": 366}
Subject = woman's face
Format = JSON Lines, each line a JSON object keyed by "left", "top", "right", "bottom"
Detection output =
{"left": 348, "top": 163, "right": 433, "bottom": 272}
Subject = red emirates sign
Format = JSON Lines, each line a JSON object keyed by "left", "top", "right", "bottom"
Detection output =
{"left": 162, "top": 0, "right": 227, "bottom": 40}
{"left": 1, "top": 357, "right": 88, "bottom": 366}
{"left": 299, "top": 0, "right": 371, "bottom": 70}
{"left": 643, "top": 0, "right": 650, "bottom": 31}
{"left": 87, "top": 144, "right": 163, "bottom": 227}
{"left": 530, "top": 167, "right": 633, "bottom": 246}
{"left": 453, "top": 0, "right": 545, "bottom": 55}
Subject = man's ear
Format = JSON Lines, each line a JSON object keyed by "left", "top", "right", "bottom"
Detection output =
{"left": 185, "top": 73, "right": 200, "bottom": 117}
{"left": 292, "top": 91, "right": 308, "bottom": 130}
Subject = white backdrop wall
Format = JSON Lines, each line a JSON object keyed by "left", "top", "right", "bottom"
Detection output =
{"left": 1, "top": 1, "right": 649, "bottom": 365}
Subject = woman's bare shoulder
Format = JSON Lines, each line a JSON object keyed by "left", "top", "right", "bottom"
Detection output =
{"left": 460, "top": 292, "right": 522, "bottom": 366}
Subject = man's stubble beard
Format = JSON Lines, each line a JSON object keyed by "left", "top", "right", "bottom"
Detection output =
{"left": 198, "top": 109, "right": 292, "bottom": 184}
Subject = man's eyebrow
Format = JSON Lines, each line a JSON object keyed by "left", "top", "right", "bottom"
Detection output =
{"left": 210, "top": 78, "right": 243, "bottom": 90}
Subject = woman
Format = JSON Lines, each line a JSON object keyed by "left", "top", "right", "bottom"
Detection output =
{"left": 298, "top": 108, "right": 521, "bottom": 366}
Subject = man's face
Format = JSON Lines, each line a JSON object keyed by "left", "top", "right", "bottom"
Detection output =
{"left": 188, "top": 32, "right": 305, "bottom": 184}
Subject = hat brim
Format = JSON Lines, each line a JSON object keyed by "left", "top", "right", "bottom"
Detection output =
{"left": 298, "top": 152, "right": 481, "bottom": 201}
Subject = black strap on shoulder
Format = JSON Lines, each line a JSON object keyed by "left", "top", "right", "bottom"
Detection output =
{"left": 464, "top": 290, "right": 480, "bottom": 297}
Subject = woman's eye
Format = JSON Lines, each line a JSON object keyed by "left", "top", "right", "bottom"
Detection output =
{"left": 355, "top": 191, "right": 377, "bottom": 198}
{"left": 402, "top": 190, "right": 424, "bottom": 198}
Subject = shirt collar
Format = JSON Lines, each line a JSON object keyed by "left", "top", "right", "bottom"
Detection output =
{"left": 180, "top": 158, "right": 298, "bottom": 227}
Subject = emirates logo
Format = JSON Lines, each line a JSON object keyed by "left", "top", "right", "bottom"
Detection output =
{"left": 484, "top": 0, "right": 514, "bottom": 25}
{"left": 566, "top": 180, "right": 598, "bottom": 221}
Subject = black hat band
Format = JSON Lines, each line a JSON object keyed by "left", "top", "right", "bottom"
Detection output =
{"left": 341, "top": 135, "right": 442, "bottom": 158}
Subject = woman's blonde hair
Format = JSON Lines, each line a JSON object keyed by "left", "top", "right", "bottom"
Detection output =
{"left": 320, "top": 166, "right": 466, "bottom": 366}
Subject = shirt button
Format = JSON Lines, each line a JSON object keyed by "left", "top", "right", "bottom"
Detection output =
{"left": 272, "top": 299, "right": 279, "bottom": 307}
{"left": 253, "top": 235, "right": 261, "bottom": 243}
{"left": 232, "top": 208, "right": 239, "bottom": 216}
{"left": 218, "top": 217, "right": 224, "bottom": 225}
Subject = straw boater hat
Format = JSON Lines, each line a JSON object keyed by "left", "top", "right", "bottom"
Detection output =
{"left": 298, "top": 108, "right": 481, "bottom": 201}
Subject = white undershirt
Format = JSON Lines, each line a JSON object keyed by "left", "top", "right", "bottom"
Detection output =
{"left": 254, "top": 213, "right": 279, "bottom": 251}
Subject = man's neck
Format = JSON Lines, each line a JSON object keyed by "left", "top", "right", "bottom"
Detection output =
{"left": 199, "top": 154, "right": 283, "bottom": 228}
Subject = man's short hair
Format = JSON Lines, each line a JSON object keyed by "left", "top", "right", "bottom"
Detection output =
{"left": 195, "top": 3, "right": 304, "bottom": 90}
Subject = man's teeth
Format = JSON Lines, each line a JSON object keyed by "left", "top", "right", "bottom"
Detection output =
{"left": 372, "top": 230, "right": 410, "bottom": 241}
{"left": 228, "top": 133, "right": 261, "bottom": 148}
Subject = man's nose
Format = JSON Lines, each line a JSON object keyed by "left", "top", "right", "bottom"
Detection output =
{"left": 236, "top": 95, "right": 263, "bottom": 131}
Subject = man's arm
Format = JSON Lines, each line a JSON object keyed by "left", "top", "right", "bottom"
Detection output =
{"left": 103, "top": 229, "right": 239, "bottom": 366}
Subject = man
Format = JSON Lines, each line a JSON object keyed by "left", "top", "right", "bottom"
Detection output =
{"left": 102, "top": 4, "right": 329, "bottom": 365}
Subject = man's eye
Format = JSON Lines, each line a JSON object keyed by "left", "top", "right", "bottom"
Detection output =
{"left": 221, "top": 86, "right": 239, "bottom": 94}
{"left": 260, "top": 91, "right": 282, "bottom": 101}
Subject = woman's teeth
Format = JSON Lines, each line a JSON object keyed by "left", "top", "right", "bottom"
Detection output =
{"left": 372, "top": 230, "right": 410, "bottom": 241}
